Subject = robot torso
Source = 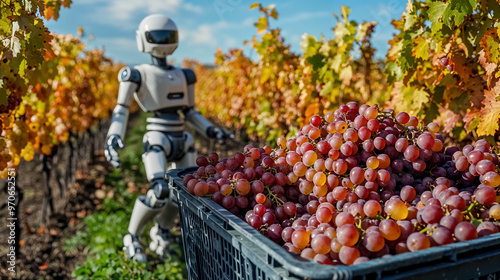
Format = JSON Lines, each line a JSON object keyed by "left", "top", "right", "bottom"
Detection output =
{"left": 132, "top": 64, "right": 194, "bottom": 112}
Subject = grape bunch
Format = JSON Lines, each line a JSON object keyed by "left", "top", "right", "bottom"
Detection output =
{"left": 183, "top": 102, "right": 500, "bottom": 266}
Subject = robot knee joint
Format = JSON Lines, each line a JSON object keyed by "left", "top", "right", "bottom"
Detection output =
{"left": 152, "top": 179, "right": 170, "bottom": 200}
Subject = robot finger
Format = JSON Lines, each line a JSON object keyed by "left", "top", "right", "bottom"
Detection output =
{"left": 111, "top": 159, "right": 121, "bottom": 168}
{"left": 117, "top": 137, "right": 125, "bottom": 149}
{"left": 109, "top": 148, "right": 120, "bottom": 158}
{"left": 104, "top": 148, "right": 112, "bottom": 162}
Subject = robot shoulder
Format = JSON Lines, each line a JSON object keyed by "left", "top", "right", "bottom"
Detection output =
{"left": 118, "top": 66, "right": 142, "bottom": 85}
{"left": 181, "top": 68, "right": 197, "bottom": 85}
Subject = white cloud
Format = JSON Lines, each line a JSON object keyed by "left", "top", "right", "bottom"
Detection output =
{"left": 89, "top": 0, "right": 203, "bottom": 30}
{"left": 182, "top": 21, "right": 229, "bottom": 46}
{"left": 95, "top": 37, "right": 137, "bottom": 50}
{"left": 290, "top": 34, "right": 302, "bottom": 45}
{"left": 106, "top": 0, "right": 181, "bottom": 21}
{"left": 225, "top": 37, "right": 237, "bottom": 47}
{"left": 281, "top": 11, "right": 331, "bottom": 23}
{"left": 184, "top": 2, "right": 203, "bottom": 14}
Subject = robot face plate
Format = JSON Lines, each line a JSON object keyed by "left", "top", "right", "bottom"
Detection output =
{"left": 145, "top": 30, "right": 178, "bottom": 44}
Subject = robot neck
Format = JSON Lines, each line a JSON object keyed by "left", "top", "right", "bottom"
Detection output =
{"left": 151, "top": 56, "right": 171, "bottom": 69}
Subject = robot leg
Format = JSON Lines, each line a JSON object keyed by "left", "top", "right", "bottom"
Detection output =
{"left": 124, "top": 131, "right": 171, "bottom": 262}
{"left": 151, "top": 132, "right": 196, "bottom": 258}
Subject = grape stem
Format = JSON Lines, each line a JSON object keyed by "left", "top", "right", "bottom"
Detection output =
{"left": 264, "top": 185, "right": 284, "bottom": 205}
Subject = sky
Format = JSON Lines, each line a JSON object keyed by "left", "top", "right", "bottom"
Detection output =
{"left": 45, "top": 0, "right": 407, "bottom": 67}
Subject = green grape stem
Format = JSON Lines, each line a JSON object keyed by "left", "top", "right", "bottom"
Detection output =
{"left": 264, "top": 185, "right": 284, "bottom": 205}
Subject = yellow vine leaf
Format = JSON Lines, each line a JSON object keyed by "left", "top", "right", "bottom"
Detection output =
{"left": 305, "top": 103, "right": 319, "bottom": 121}
{"left": 477, "top": 87, "right": 500, "bottom": 136}
{"left": 340, "top": 66, "right": 352, "bottom": 86}
{"left": 413, "top": 37, "right": 429, "bottom": 60}
{"left": 44, "top": 6, "right": 54, "bottom": 21}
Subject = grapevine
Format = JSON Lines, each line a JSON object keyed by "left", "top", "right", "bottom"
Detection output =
{"left": 189, "top": 2, "right": 500, "bottom": 145}
{"left": 0, "top": 1, "right": 124, "bottom": 176}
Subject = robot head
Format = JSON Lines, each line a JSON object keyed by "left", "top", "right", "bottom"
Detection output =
{"left": 136, "top": 14, "right": 178, "bottom": 58}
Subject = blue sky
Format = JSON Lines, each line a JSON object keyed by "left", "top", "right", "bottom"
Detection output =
{"left": 45, "top": 0, "right": 407, "bottom": 66}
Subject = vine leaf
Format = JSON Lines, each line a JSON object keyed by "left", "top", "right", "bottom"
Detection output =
{"left": 480, "top": 28, "right": 500, "bottom": 63}
{"left": 413, "top": 37, "right": 429, "bottom": 60}
{"left": 428, "top": 1, "right": 448, "bottom": 23}
{"left": 443, "top": 0, "right": 476, "bottom": 27}
{"left": 477, "top": 86, "right": 500, "bottom": 136}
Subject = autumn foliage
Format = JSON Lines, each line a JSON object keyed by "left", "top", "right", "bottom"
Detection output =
{"left": 0, "top": 1, "right": 122, "bottom": 175}
{"left": 189, "top": 1, "right": 500, "bottom": 146}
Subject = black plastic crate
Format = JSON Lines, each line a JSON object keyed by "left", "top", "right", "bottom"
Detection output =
{"left": 168, "top": 167, "right": 500, "bottom": 280}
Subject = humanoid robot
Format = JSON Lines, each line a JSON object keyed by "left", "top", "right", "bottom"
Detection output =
{"left": 105, "top": 14, "right": 228, "bottom": 263}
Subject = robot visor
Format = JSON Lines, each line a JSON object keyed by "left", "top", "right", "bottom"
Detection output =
{"left": 145, "top": 30, "right": 178, "bottom": 44}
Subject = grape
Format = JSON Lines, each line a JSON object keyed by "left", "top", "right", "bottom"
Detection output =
{"left": 439, "top": 215, "right": 458, "bottom": 231}
{"left": 235, "top": 179, "right": 251, "bottom": 195}
{"left": 407, "top": 232, "right": 430, "bottom": 252}
{"left": 335, "top": 121, "right": 348, "bottom": 133}
{"left": 482, "top": 171, "right": 500, "bottom": 188}
{"left": 489, "top": 204, "right": 500, "bottom": 219}
{"left": 454, "top": 221, "right": 478, "bottom": 241}
{"left": 363, "top": 231, "right": 385, "bottom": 252}
{"left": 366, "top": 156, "right": 379, "bottom": 169}
{"left": 374, "top": 137, "right": 386, "bottom": 150}
{"left": 254, "top": 204, "right": 267, "bottom": 217}
{"left": 379, "top": 219, "right": 401, "bottom": 241}
{"left": 236, "top": 195, "right": 248, "bottom": 208}
{"left": 221, "top": 195, "right": 236, "bottom": 209}
{"left": 268, "top": 224, "right": 282, "bottom": 239}
{"left": 396, "top": 112, "right": 410, "bottom": 124}
{"left": 404, "top": 145, "right": 420, "bottom": 162}
{"left": 455, "top": 156, "right": 469, "bottom": 171}
{"left": 349, "top": 167, "right": 365, "bottom": 185}
{"left": 385, "top": 199, "right": 408, "bottom": 220}
{"left": 310, "top": 115, "right": 322, "bottom": 127}
{"left": 196, "top": 156, "right": 209, "bottom": 167}
{"left": 364, "top": 107, "right": 378, "bottom": 120}
{"left": 291, "top": 229, "right": 310, "bottom": 249}
{"left": 284, "top": 202, "right": 297, "bottom": 216}
{"left": 440, "top": 57, "right": 449, "bottom": 66}
{"left": 316, "top": 207, "right": 333, "bottom": 223}
{"left": 363, "top": 200, "right": 382, "bottom": 217}
{"left": 477, "top": 221, "right": 499, "bottom": 237}
{"left": 400, "top": 186, "right": 416, "bottom": 202}
{"left": 377, "top": 169, "right": 390, "bottom": 183}
{"left": 339, "top": 246, "right": 360, "bottom": 265}
{"left": 311, "top": 234, "right": 332, "bottom": 254}
{"left": 395, "top": 138, "right": 408, "bottom": 152}
{"left": 474, "top": 186, "right": 496, "bottom": 205}
{"left": 314, "top": 254, "right": 333, "bottom": 265}
{"left": 377, "top": 154, "right": 391, "bottom": 169}
{"left": 421, "top": 205, "right": 444, "bottom": 224}
{"left": 303, "top": 150, "right": 318, "bottom": 167}
{"left": 335, "top": 212, "right": 355, "bottom": 227}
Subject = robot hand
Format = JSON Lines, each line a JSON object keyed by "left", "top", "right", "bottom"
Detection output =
{"left": 212, "top": 127, "right": 233, "bottom": 145}
{"left": 105, "top": 134, "right": 124, "bottom": 168}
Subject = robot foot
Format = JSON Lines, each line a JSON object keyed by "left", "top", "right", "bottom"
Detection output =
{"left": 123, "top": 233, "right": 147, "bottom": 263}
{"left": 149, "top": 223, "right": 171, "bottom": 259}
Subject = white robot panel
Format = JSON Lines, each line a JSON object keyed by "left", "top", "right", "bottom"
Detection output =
{"left": 133, "top": 64, "right": 190, "bottom": 112}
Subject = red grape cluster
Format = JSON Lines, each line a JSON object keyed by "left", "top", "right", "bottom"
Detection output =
{"left": 440, "top": 57, "right": 454, "bottom": 72}
{"left": 183, "top": 102, "right": 500, "bottom": 266}
{"left": 0, "top": 94, "right": 22, "bottom": 114}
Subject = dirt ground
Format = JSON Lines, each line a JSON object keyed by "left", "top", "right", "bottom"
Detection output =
{"left": 0, "top": 147, "right": 113, "bottom": 280}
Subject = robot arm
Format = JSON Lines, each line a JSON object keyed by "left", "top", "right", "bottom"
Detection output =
{"left": 105, "top": 67, "right": 141, "bottom": 168}
{"left": 184, "top": 109, "right": 231, "bottom": 141}
{"left": 182, "top": 68, "right": 231, "bottom": 142}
